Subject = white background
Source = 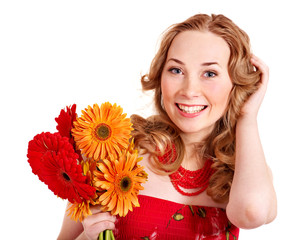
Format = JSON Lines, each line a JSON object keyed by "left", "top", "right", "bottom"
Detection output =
{"left": 1, "top": 0, "right": 292, "bottom": 239}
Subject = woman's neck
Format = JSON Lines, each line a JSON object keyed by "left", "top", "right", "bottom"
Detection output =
{"left": 179, "top": 129, "right": 212, "bottom": 171}
{"left": 181, "top": 142, "right": 205, "bottom": 171}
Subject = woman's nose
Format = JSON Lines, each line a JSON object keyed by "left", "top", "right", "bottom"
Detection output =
{"left": 180, "top": 74, "right": 201, "bottom": 98}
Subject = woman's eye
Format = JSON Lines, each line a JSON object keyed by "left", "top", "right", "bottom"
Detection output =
{"left": 169, "top": 68, "right": 183, "bottom": 74}
{"left": 203, "top": 71, "right": 217, "bottom": 78}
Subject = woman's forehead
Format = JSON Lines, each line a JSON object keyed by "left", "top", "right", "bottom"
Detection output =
{"left": 167, "top": 31, "right": 230, "bottom": 67}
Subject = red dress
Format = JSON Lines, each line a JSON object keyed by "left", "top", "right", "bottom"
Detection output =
{"left": 115, "top": 195, "right": 239, "bottom": 239}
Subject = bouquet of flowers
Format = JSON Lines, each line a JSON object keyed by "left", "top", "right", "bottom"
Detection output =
{"left": 27, "top": 102, "right": 148, "bottom": 240}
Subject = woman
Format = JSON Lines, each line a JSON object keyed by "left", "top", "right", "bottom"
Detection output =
{"left": 58, "top": 14, "right": 277, "bottom": 239}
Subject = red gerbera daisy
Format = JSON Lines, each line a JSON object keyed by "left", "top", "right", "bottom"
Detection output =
{"left": 55, "top": 104, "right": 77, "bottom": 146}
{"left": 27, "top": 132, "right": 76, "bottom": 182}
{"left": 41, "top": 150, "right": 96, "bottom": 203}
{"left": 27, "top": 132, "right": 96, "bottom": 203}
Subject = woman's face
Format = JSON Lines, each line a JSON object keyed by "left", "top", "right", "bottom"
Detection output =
{"left": 161, "top": 30, "right": 233, "bottom": 141}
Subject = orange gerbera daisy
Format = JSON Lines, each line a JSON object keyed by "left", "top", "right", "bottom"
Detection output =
{"left": 67, "top": 198, "right": 97, "bottom": 222}
{"left": 93, "top": 151, "right": 147, "bottom": 217}
{"left": 72, "top": 102, "right": 133, "bottom": 161}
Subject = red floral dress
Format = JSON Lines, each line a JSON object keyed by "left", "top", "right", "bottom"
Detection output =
{"left": 114, "top": 195, "right": 239, "bottom": 239}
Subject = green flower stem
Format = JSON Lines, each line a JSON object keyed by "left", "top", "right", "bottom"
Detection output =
{"left": 99, "top": 230, "right": 115, "bottom": 240}
{"left": 105, "top": 230, "right": 110, "bottom": 239}
{"left": 110, "top": 230, "right": 115, "bottom": 239}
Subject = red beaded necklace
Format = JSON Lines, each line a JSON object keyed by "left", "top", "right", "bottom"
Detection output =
{"left": 170, "top": 160, "right": 215, "bottom": 196}
{"left": 158, "top": 144, "right": 215, "bottom": 196}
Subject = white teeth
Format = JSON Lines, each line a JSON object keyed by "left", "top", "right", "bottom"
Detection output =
{"left": 177, "top": 104, "right": 206, "bottom": 113}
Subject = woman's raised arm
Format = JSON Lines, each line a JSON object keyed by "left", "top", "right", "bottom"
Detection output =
{"left": 226, "top": 55, "right": 277, "bottom": 229}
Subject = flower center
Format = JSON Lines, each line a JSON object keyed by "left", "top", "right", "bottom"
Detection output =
{"left": 62, "top": 172, "right": 71, "bottom": 181}
{"left": 120, "top": 176, "right": 132, "bottom": 193}
{"left": 95, "top": 123, "right": 112, "bottom": 141}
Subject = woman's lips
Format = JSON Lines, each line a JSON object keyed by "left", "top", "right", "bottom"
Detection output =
{"left": 176, "top": 103, "right": 208, "bottom": 118}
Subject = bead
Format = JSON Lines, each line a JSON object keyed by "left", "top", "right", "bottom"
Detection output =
{"left": 158, "top": 145, "right": 215, "bottom": 196}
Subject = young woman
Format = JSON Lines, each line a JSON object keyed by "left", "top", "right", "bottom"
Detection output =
{"left": 58, "top": 14, "right": 277, "bottom": 239}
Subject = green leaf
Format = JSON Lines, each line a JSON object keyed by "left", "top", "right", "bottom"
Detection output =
{"left": 196, "top": 208, "right": 206, "bottom": 218}
{"left": 173, "top": 213, "right": 184, "bottom": 221}
{"left": 189, "top": 205, "right": 195, "bottom": 216}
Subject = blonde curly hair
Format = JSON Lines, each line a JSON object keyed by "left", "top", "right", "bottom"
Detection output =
{"left": 131, "top": 14, "right": 261, "bottom": 203}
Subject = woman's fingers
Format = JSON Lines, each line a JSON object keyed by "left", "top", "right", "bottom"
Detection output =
{"left": 251, "top": 54, "right": 269, "bottom": 85}
{"left": 82, "top": 207, "right": 116, "bottom": 240}
{"left": 84, "top": 211, "right": 115, "bottom": 224}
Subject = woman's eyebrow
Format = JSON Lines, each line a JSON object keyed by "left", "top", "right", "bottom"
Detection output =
{"left": 167, "top": 58, "right": 185, "bottom": 65}
{"left": 201, "top": 62, "right": 223, "bottom": 69}
{"left": 201, "top": 62, "right": 219, "bottom": 66}
{"left": 167, "top": 59, "right": 221, "bottom": 67}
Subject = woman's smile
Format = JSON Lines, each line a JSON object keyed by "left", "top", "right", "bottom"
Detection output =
{"left": 176, "top": 103, "right": 208, "bottom": 118}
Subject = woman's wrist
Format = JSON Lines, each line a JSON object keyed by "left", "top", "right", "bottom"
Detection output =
{"left": 237, "top": 114, "right": 258, "bottom": 128}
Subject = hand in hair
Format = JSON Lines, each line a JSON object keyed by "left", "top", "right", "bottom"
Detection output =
{"left": 240, "top": 54, "right": 269, "bottom": 118}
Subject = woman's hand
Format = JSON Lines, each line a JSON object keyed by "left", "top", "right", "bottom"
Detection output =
{"left": 81, "top": 205, "right": 116, "bottom": 240}
{"left": 241, "top": 55, "right": 269, "bottom": 118}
